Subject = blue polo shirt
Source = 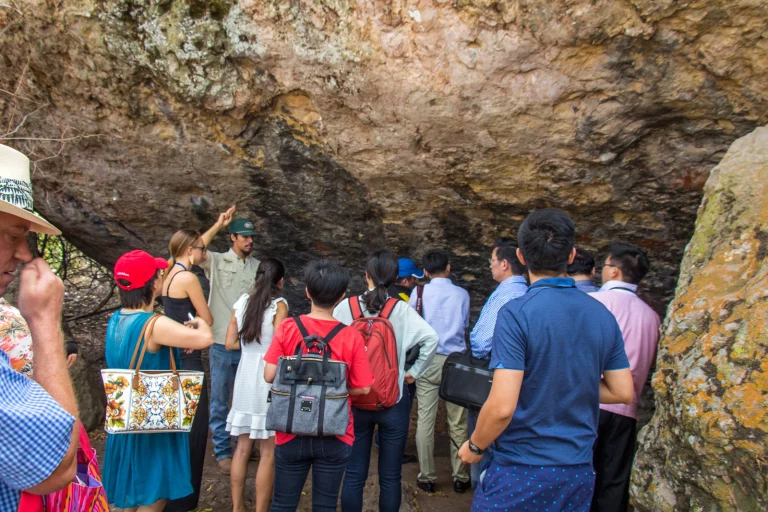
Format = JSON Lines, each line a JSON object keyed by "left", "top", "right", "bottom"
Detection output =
{"left": 490, "top": 277, "right": 629, "bottom": 466}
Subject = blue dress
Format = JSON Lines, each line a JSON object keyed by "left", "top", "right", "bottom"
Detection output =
{"left": 102, "top": 310, "right": 192, "bottom": 508}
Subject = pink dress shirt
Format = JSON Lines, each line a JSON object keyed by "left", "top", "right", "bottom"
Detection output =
{"left": 590, "top": 281, "right": 661, "bottom": 419}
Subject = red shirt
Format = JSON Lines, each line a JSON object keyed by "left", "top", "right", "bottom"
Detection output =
{"left": 264, "top": 315, "right": 374, "bottom": 446}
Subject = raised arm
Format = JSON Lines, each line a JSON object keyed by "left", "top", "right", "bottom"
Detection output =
{"left": 17, "top": 259, "right": 79, "bottom": 494}
{"left": 200, "top": 205, "right": 236, "bottom": 247}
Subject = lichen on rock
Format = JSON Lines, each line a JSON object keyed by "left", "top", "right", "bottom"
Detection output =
{"left": 632, "top": 126, "right": 768, "bottom": 512}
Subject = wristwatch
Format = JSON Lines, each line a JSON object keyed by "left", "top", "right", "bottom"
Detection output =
{"left": 468, "top": 438, "right": 484, "bottom": 455}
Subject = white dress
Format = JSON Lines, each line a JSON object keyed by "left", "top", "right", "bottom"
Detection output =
{"left": 226, "top": 295, "right": 287, "bottom": 439}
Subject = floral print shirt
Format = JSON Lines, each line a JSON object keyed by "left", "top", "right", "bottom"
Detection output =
{"left": 0, "top": 298, "right": 33, "bottom": 376}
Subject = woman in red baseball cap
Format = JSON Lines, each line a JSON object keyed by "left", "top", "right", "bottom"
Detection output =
{"left": 102, "top": 249, "right": 214, "bottom": 512}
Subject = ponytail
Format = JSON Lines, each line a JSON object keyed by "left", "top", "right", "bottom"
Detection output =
{"left": 362, "top": 250, "right": 398, "bottom": 313}
{"left": 239, "top": 258, "right": 286, "bottom": 344}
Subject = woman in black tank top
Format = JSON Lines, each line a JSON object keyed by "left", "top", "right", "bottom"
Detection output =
{"left": 162, "top": 229, "right": 213, "bottom": 512}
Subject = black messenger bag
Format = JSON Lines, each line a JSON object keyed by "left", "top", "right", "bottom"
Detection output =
{"left": 439, "top": 349, "right": 493, "bottom": 411}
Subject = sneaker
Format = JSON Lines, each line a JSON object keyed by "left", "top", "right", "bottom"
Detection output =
{"left": 416, "top": 480, "right": 436, "bottom": 494}
{"left": 218, "top": 457, "right": 232, "bottom": 475}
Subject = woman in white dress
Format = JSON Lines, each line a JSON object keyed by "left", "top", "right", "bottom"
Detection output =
{"left": 224, "top": 258, "right": 288, "bottom": 512}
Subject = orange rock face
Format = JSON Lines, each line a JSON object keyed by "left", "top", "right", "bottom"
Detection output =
{"left": 632, "top": 126, "right": 768, "bottom": 511}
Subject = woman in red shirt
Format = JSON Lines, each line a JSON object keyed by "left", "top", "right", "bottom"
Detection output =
{"left": 264, "top": 260, "right": 373, "bottom": 512}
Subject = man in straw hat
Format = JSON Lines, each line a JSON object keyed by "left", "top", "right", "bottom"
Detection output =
{"left": 0, "top": 144, "right": 80, "bottom": 510}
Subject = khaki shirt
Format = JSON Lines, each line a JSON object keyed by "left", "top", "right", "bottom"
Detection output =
{"left": 200, "top": 248, "right": 260, "bottom": 345}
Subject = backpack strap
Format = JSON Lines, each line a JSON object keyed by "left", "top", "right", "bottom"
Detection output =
{"left": 294, "top": 315, "right": 310, "bottom": 339}
{"left": 379, "top": 297, "right": 399, "bottom": 320}
{"left": 323, "top": 323, "right": 346, "bottom": 344}
{"left": 348, "top": 296, "right": 364, "bottom": 320}
{"left": 292, "top": 316, "right": 346, "bottom": 359}
{"left": 293, "top": 316, "right": 346, "bottom": 346}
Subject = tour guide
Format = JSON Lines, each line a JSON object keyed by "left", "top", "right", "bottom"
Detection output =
{"left": 199, "top": 207, "right": 260, "bottom": 475}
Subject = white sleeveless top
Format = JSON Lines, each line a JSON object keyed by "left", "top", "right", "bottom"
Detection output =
{"left": 233, "top": 295, "right": 287, "bottom": 355}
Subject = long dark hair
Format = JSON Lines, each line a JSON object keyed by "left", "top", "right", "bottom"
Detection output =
{"left": 362, "top": 250, "right": 398, "bottom": 313}
{"left": 239, "top": 258, "right": 285, "bottom": 344}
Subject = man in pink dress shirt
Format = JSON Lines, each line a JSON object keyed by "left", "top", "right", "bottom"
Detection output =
{"left": 589, "top": 243, "right": 661, "bottom": 512}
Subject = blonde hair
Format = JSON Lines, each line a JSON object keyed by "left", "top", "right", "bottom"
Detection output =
{"left": 168, "top": 229, "right": 201, "bottom": 261}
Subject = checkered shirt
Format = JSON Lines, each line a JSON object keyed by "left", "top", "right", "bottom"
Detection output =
{"left": 0, "top": 350, "right": 74, "bottom": 510}
{"left": 469, "top": 275, "right": 529, "bottom": 358}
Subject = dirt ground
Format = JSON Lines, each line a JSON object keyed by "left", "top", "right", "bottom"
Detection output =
{"left": 94, "top": 401, "right": 476, "bottom": 512}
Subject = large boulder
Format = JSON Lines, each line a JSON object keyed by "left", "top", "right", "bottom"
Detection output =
{"left": 1, "top": 1, "right": 766, "bottom": 310}
{"left": 631, "top": 126, "right": 768, "bottom": 511}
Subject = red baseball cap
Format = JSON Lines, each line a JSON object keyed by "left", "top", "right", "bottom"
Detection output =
{"left": 114, "top": 250, "right": 168, "bottom": 291}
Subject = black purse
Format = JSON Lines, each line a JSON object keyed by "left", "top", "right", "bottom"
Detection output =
{"left": 438, "top": 349, "right": 493, "bottom": 411}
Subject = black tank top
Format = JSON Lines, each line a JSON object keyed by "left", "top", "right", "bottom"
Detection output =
{"left": 162, "top": 267, "right": 200, "bottom": 364}
{"left": 162, "top": 268, "right": 198, "bottom": 323}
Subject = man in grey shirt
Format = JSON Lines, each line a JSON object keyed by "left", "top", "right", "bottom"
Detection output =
{"left": 199, "top": 207, "right": 261, "bottom": 475}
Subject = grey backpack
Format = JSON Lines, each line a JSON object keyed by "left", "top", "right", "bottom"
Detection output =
{"left": 265, "top": 317, "right": 350, "bottom": 437}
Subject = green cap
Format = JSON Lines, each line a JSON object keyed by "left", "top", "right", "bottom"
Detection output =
{"left": 228, "top": 219, "right": 257, "bottom": 236}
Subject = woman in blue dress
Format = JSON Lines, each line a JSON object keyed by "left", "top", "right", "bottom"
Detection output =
{"left": 103, "top": 250, "right": 214, "bottom": 511}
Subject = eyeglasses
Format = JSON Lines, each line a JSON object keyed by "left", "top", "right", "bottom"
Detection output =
{"left": 191, "top": 244, "right": 207, "bottom": 252}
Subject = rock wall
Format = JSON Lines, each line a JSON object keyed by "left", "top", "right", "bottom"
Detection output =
{"left": 1, "top": 0, "right": 767, "bottom": 311}
{"left": 631, "top": 126, "right": 768, "bottom": 511}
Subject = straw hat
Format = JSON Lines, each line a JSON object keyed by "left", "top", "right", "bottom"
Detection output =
{"left": 0, "top": 144, "right": 61, "bottom": 235}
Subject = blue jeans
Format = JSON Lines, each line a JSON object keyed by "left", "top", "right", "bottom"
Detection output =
{"left": 341, "top": 396, "right": 410, "bottom": 512}
{"left": 271, "top": 436, "right": 352, "bottom": 512}
{"left": 374, "top": 383, "right": 415, "bottom": 450}
{"left": 209, "top": 343, "right": 240, "bottom": 460}
{"left": 467, "top": 409, "right": 492, "bottom": 489}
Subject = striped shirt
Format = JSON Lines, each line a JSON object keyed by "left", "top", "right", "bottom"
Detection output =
{"left": 0, "top": 350, "right": 74, "bottom": 510}
{"left": 470, "top": 275, "right": 528, "bottom": 358}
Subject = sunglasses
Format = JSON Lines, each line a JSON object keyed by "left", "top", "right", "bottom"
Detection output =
{"left": 191, "top": 244, "right": 207, "bottom": 252}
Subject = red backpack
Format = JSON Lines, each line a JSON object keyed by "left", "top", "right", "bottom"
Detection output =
{"left": 348, "top": 296, "right": 400, "bottom": 411}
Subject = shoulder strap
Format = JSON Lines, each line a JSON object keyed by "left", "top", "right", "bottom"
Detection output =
{"left": 348, "top": 296, "right": 364, "bottom": 320}
{"left": 293, "top": 316, "right": 310, "bottom": 339}
{"left": 608, "top": 286, "right": 637, "bottom": 294}
{"left": 129, "top": 313, "right": 160, "bottom": 369}
{"left": 379, "top": 297, "right": 399, "bottom": 320}
{"left": 415, "top": 284, "right": 424, "bottom": 317}
{"left": 323, "top": 323, "right": 346, "bottom": 344}
{"left": 164, "top": 269, "right": 187, "bottom": 295}
{"left": 129, "top": 314, "right": 174, "bottom": 390}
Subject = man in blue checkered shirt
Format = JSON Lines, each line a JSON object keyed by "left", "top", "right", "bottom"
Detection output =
{"left": 466, "top": 237, "right": 528, "bottom": 488}
{"left": 0, "top": 144, "right": 79, "bottom": 510}
{"left": 469, "top": 238, "right": 529, "bottom": 359}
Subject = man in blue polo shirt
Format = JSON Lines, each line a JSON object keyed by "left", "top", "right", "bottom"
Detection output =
{"left": 459, "top": 208, "right": 634, "bottom": 511}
